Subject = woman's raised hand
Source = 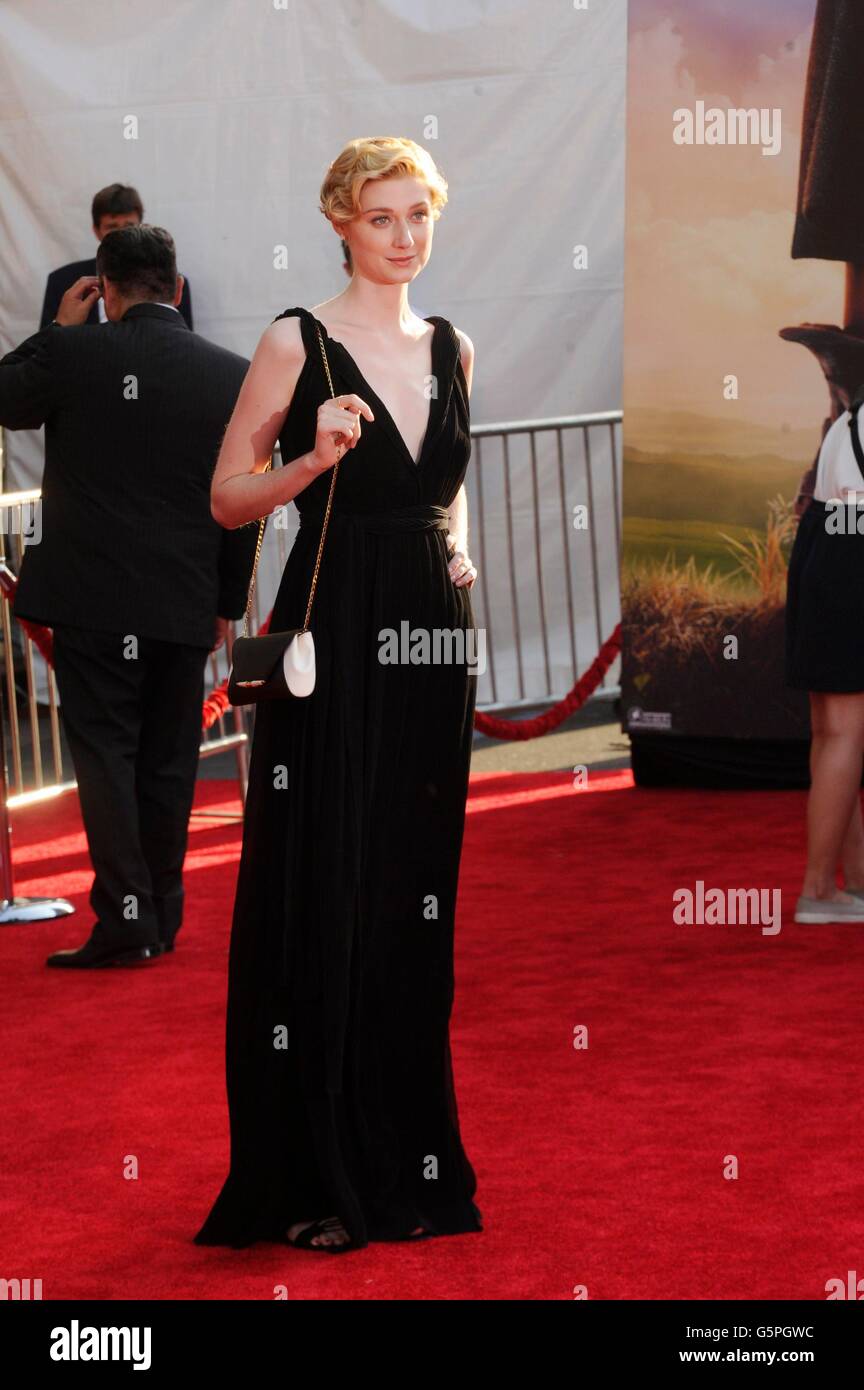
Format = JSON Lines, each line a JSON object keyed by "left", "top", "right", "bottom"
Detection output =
{"left": 445, "top": 532, "right": 478, "bottom": 589}
{"left": 311, "top": 393, "right": 375, "bottom": 473}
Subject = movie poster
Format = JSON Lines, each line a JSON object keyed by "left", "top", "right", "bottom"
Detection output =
{"left": 621, "top": 0, "right": 863, "bottom": 742}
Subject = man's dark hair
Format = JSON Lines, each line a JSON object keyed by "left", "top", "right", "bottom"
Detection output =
{"left": 91, "top": 183, "right": 144, "bottom": 229}
{"left": 96, "top": 224, "right": 177, "bottom": 302}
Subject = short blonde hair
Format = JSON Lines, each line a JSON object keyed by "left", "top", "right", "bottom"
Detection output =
{"left": 320, "top": 136, "right": 448, "bottom": 226}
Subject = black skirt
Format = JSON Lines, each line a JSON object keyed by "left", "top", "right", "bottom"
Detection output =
{"left": 785, "top": 498, "right": 864, "bottom": 691}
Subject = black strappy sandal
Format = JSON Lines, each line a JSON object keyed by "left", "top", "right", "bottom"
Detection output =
{"left": 284, "top": 1216, "right": 357, "bottom": 1254}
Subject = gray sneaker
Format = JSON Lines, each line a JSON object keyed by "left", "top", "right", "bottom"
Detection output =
{"left": 794, "top": 895, "right": 864, "bottom": 923}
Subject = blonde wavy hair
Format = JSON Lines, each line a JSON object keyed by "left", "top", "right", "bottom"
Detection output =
{"left": 319, "top": 136, "right": 448, "bottom": 227}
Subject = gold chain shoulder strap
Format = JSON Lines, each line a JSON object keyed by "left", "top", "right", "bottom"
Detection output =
{"left": 242, "top": 316, "right": 342, "bottom": 637}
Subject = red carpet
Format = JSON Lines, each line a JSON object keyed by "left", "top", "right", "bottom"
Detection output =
{"left": 2, "top": 769, "right": 863, "bottom": 1301}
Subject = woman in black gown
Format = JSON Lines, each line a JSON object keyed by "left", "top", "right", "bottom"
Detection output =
{"left": 194, "top": 137, "right": 482, "bottom": 1252}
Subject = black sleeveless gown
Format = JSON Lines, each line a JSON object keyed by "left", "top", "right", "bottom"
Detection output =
{"left": 194, "top": 307, "right": 482, "bottom": 1249}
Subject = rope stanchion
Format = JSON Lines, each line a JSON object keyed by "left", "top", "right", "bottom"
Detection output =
{"left": 3, "top": 570, "right": 621, "bottom": 744}
{"left": 6, "top": 534, "right": 622, "bottom": 740}
{"left": 473, "top": 623, "right": 621, "bottom": 741}
{"left": 202, "top": 619, "right": 622, "bottom": 739}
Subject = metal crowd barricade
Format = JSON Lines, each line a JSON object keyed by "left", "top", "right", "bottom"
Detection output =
{"left": 252, "top": 412, "right": 624, "bottom": 718}
{"left": 463, "top": 411, "right": 623, "bottom": 712}
{"left": 0, "top": 485, "right": 75, "bottom": 919}
{"left": 0, "top": 489, "right": 72, "bottom": 809}
{"left": 0, "top": 488, "right": 251, "bottom": 804}
{"left": 0, "top": 407, "right": 622, "bottom": 904}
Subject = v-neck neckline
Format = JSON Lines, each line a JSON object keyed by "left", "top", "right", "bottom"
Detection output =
{"left": 305, "top": 309, "right": 442, "bottom": 473}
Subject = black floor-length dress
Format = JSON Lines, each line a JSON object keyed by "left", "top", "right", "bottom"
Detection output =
{"left": 194, "top": 306, "right": 482, "bottom": 1249}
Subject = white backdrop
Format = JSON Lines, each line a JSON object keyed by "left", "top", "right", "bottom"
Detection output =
{"left": 0, "top": 0, "right": 626, "bottom": 706}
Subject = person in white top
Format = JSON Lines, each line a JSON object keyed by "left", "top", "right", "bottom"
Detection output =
{"left": 813, "top": 405, "right": 864, "bottom": 502}
{"left": 787, "top": 391, "right": 864, "bottom": 923}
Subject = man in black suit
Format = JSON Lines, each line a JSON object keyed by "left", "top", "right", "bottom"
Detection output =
{"left": 0, "top": 225, "right": 255, "bottom": 968}
{"left": 39, "top": 183, "right": 194, "bottom": 330}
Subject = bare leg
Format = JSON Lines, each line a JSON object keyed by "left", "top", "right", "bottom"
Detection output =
{"left": 802, "top": 692, "right": 864, "bottom": 899}
{"left": 820, "top": 265, "right": 864, "bottom": 884}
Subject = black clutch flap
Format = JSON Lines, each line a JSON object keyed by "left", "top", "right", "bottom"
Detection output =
{"left": 227, "top": 630, "right": 301, "bottom": 705}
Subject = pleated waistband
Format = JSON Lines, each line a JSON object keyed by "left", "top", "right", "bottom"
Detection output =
{"left": 298, "top": 503, "right": 451, "bottom": 535}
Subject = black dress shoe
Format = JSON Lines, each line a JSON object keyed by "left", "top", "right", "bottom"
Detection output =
{"left": 46, "top": 937, "right": 160, "bottom": 969}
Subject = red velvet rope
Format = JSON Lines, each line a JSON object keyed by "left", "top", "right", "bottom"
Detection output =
{"left": 4, "top": 572, "right": 620, "bottom": 744}
{"left": 473, "top": 623, "right": 622, "bottom": 740}
{"left": 17, "top": 617, "right": 54, "bottom": 666}
{"left": 0, "top": 574, "right": 55, "bottom": 663}
{"left": 201, "top": 615, "right": 622, "bottom": 741}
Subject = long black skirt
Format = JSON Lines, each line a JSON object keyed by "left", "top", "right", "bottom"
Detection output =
{"left": 193, "top": 511, "right": 483, "bottom": 1249}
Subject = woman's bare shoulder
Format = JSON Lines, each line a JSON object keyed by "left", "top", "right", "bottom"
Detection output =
{"left": 260, "top": 311, "right": 306, "bottom": 362}
{"left": 452, "top": 326, "right": 474, "bottom": 355}
{"left": 452, "top": 327, "right": 475, "bottom": 388}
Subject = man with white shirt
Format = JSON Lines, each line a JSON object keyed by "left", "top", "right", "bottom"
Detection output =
{"left": 39, "top": 183, "right": 193, "bottom": 330}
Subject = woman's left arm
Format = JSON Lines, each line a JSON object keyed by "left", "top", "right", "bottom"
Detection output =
{"left": 447, "top": 329, "right": 478, "bottom": 589}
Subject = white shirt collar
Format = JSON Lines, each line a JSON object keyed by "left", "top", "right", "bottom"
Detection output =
{"left": 99, "top": 299, "right": 180, "bottom": 323}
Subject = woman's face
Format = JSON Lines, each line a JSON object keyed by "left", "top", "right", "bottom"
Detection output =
{"left": 342, "top": 175, "right": 433, "bottom": 284}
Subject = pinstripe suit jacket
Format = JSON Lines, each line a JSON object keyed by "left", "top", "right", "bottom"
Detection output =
{"left": 0, "top": 302, "right": 256, "bottom": 646}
